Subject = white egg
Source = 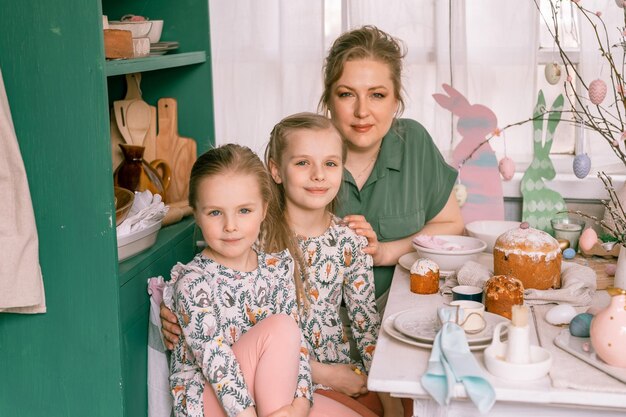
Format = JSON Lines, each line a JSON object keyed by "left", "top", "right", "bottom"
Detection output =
{"left": 545, "top": 304, "right": 578, "bottom": 326}
{"left": 545, "top": 63, "right": 562, "bottom": 85}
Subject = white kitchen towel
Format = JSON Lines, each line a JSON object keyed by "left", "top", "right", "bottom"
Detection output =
{"left": 147, "top": 276, "right": 173, "bottom": 417}
{"left": 0, "top": 68, "right": 46, "bottom": 314}
{"left": 441, "top": 260, "right": 596, "bottom": 306}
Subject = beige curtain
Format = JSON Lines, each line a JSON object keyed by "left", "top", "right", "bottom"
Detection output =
{"left": 0, "top": 68, "right": 46, "bottom": 314}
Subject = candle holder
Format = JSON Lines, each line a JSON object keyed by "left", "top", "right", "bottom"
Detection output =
{"left": 550, "top": 218, "right": 585, "bottom": 252}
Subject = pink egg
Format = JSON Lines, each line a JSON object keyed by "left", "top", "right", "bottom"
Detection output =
{"left": 579, "top": 228, "right": 598, "bottom": 252}
{"left": 589, "top": 79, "right": 607, "bottom": 105}
{"left": 605, "top": 264, "right": 617, "bottom": 276}
{"left": 498, "top": 157, "right": 515, "bottom": 181}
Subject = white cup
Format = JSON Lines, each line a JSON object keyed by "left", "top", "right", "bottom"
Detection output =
{"left": 450, "top": 300, "right": 486, "bottom": 332}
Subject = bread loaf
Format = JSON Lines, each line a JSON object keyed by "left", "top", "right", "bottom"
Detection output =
{"left": 410, "top": 258, "right": 439, "bottom": 295}
{"left": 493, "top": 224, "right": 562, "bottom": 290}
{"left": 484, "top": 275, "right": 524, "bottom": 319}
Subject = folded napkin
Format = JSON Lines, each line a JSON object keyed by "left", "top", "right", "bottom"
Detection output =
{"left": 413, "top": 235, "right": 464, "bottom": 251}
{"left": 421, "top": 308, "right": 496, "bottom": 414}
{"left": 441, "top": 260, "right": 596, "bottom": 306}
{"left": 117, "top": 190, "right": 169, "bottom": 237}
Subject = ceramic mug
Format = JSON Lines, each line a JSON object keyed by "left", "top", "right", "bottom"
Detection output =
{"left": 449, "top": 300, "right": 487, "bottom": 332}
{"left": 452, "top": 285, "right": 484, "bottom": 303}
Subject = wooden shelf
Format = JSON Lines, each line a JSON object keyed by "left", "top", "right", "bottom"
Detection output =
{"left": 105, "top": 51, "right": 206, "bottom": 77}
{"left": 118, "top": 217, "right": 198, "bottom": 286}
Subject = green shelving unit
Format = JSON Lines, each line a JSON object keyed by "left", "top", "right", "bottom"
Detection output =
{"left": 0, "top": 1, "right": 214, "bottom": 416}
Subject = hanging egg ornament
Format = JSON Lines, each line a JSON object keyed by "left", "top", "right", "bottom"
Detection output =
{"left": 545, "top": 62, "right": 562, "bottom": 85}
{"left": 579, "top": 228, "right": 598, "bottom": 252}
{"left": 453, "top": 183, "right": 467, "bottom": 207}
{"left": 573, "top": 153, "right": 591, "bottom": 179}
{"left": 498, "top": 157, "right": 515, "bottom": 181}
{"left": 616, "top": 0, "right": 625, "bottom": 8}
{"left": 589, "top": 79, "right": 607, "bottom": 105}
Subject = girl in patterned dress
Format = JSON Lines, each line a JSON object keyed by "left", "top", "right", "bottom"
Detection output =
{"left": 164, "top": 145, "right": 322, "bottom": 417}
{"left": 265, "top": 113, "right": 402, "bottom": 417}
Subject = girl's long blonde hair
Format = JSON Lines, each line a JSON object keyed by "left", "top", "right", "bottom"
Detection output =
{"left": 264, "top": 112, "right": 346, "bottom": 309}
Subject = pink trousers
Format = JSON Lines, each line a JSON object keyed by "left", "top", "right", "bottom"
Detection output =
{"left": 203, "top": 314, "right": 360, "bottom": 417}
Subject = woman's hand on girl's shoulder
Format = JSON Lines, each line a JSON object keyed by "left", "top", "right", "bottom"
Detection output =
{"left": 159, "top": 301, "right": 181, "bottom": 350}
{"left": 342, "top": 214, "right": 387, "bottom": 266}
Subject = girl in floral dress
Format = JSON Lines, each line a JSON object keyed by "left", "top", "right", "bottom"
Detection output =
{"left": 265, "top": 113, "right": 401, "bottom": 417}
{"left": 164, "top": 144, "right": 356, "bottom": 417}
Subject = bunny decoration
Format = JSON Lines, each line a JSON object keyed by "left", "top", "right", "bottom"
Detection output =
{"left": 520, "top": 90, "right": 566, "bottom": 234}
{"left": 433, "top": 84, "right": 505, "bottom": 224}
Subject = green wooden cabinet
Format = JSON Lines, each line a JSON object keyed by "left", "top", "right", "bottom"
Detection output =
{"left": 0, "top": 1, "right": 214, "bottom": 416}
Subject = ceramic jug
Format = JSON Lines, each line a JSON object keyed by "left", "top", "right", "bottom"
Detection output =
{"left": 590, "top": 289, "right": 626, "bottom": 368}
{"left": 114, "top": 144, "right": 171, "bottom": 202}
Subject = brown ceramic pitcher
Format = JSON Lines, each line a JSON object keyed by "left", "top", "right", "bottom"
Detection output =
{"left": 114, "top": 144, "right": 171, "bottom": 202}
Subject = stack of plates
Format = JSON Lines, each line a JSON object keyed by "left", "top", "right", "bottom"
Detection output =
{"left": 383, "top": 308, "right": 509, "bottom": 351}
{"left": 150, "top": 41, "right": 179, "bottom": 56}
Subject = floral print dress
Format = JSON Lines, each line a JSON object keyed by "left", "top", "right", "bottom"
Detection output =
{"left": 164, "top": 249, "right": 313, "bottom": 417}
{"left": 298, "top": 217, "right": 381, "bottom": 383}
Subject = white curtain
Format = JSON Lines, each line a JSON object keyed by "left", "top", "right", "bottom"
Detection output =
{"left": 207, "top": 1, "right": 563, "bottom": 164}
{"left": 209, "top": 0, "right": 328, "bottom": 155}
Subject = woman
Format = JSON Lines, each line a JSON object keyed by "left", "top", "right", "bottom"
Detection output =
{"left": 323, "top": 25, "right": 463, "bottom": 311}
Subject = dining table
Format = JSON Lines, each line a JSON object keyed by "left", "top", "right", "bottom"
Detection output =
{"left": 368, "top": 256, "right": 626, "bottom": 417}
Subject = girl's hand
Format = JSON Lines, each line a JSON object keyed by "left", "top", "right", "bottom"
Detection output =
{"left": 266, "top": 398, "right": 309, "bottom": 417}
{"left": 159, "top": 301, "right": 182, "bottom": 350}
{"left": 313, "top": 361, "right": 368, "bottom": 397}
{"left": 342, "top": 214, "right": 386, "bottom": 265}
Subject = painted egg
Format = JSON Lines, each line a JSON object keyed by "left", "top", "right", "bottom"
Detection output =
{"left": 616, "top": 0, "right": 624, "bottom": 8}
{"left": 589, "top": 79, "right": 607, "bottom": 105}
{"left": 573, "top": 153, "right": 591, "bottom": 179}
{"left": 563, "top": 248, "right": 576, "bottom": 259}
{"left": 606, "top": 264, "right": 617, "bottom": 276}
{"left": 498, "top": 157, "right": 515, "bottom": 181}
{"left": 569, "top": 313, "right": 593, "bottom": 337}
{"left": 453, "top": 183, "right": 467, "bottom": 207}
{"left": 546, "top": 304, "right": 578, "bottom": 326}
{"left": 579, "top": 228, "right": 598, "bottom": 252}
{"left": 545, "top": 63, "right": 562, "bottom": 85}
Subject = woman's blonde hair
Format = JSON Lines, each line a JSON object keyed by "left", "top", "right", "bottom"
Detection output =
{"left": 264, "top": 112, "right": 346, "bottom": 309}
{"left": 318, "top": 25, "right": 406, "bottom": 116}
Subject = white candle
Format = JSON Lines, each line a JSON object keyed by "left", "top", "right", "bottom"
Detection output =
{"left": 552, "top": 221, "right": 584, "bottom": 251}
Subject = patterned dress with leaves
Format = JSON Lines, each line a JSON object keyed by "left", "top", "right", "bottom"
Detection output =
{"left": 298, "top": 217, "right": 381, "bottom": 383}
{"left": 164, "top": 249, "right": 313, "bottom": 417}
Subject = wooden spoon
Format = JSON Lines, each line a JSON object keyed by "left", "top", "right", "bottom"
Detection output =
{"left": 126, "top": 99, "right": 151, "bottom": 146}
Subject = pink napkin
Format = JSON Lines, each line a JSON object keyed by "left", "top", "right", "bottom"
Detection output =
{"left": 413, "top": 235, "right": 464, "bottom": 251}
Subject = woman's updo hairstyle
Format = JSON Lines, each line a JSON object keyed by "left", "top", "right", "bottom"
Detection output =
{"left": 319, "top": 25, "right": 407, "bottom": 115}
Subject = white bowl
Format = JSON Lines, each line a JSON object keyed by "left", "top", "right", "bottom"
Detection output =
{"left": 108, "top": 21, "right": 153, "bottom": 38}
{"left": 117, "top": 220, "right": 162, "bottom": 261}
{"left": 146, "top": 20, "right": 163, "bottom": 44}
{"left": 465, "top": 220, "right": 522, "bottom": 253}
{"left": 412, "top": 235, "right": 487, "bottom": 272}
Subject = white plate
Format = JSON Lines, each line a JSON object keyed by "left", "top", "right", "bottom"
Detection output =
{"left": 383, "top": 312, "right": 492, "bottom": 351}
{"left": 398, "top": 251, "right": 493, "bottom": 277}
{"left": 393, "top": 308, "right": 509, "bottom": 345}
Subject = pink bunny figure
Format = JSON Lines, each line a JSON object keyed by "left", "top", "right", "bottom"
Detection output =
{"left": 433, "top": 84, "right": 505, "bottom": 224}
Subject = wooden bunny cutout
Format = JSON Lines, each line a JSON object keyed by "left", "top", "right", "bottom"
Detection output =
{"left": 433, "top": 84, "right": 504, "bottom": 224}
{"left": 521, "top": 90, "right": 566, "bottom": 234}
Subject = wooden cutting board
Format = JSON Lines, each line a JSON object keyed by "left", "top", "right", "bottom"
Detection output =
{"left": 155, "top": 98, "right": 197, "bottom": 204}
{"left": 111, "top": 73, "right": 157, "bottom": 168}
